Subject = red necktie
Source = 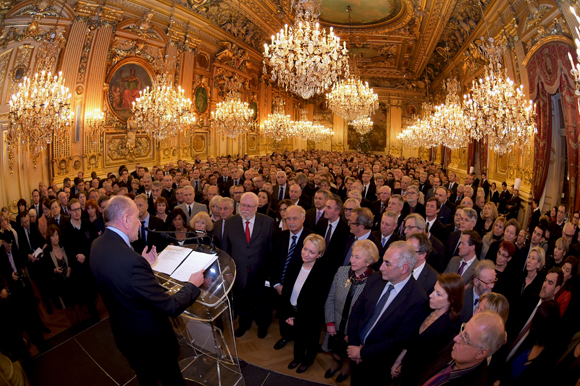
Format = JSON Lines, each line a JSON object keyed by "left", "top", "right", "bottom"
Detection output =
{"left": 245, "top": 221, "right": 251, "bottom": 243}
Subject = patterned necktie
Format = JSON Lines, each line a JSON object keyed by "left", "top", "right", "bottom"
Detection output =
{"left": 245, "top": 221, "right": 251, "bottom": 243}
{"left": 382, "top": 236, "right": 387, "bottom": 248}
{"left": 457, "top": 261, "right": 467, "bottom": 275}
{"left": 359, "top": 284, "right": 394, "bottom": 344}
{"left": 281, "top": 235, "right": 297, "bottom": 284}
{"left": 315, "top": 210, "right": 322, "bottom": 224}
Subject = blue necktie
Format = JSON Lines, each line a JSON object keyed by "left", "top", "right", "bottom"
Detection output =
{"left": 140, "top": 221, "right": 146, "bottom": 244}
{"left": 343, "top": 238, "right": 357, "bottom": 265}
{"left": 360, "top": 284, "right": 395, "bottom": 344}
{"left": 281, "top": 235, "right": 297, "bottom": 284}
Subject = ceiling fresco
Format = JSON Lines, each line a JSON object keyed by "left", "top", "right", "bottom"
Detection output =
{"left": 319, "top": 0, "right": 402, "bottom": 26}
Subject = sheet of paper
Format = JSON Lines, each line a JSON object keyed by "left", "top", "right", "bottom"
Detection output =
{"left": 170, "top": 251, "right": 218, "bottom": 282}
{"left": 152, "top": 245, "right": 192, "bottom": 275}
{"left": 33, "top": 248, "right": 43, "bottom": 259}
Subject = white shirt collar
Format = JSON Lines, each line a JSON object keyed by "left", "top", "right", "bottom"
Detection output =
{"left": 106, "top": 226, "right": 131, "bottom": 248}
{"left": 412, "top": 261, "right": 426, "bottom": 280}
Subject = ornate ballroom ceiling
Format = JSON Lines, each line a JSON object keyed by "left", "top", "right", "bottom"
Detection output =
{"left": 187, "top": 0, "right": 489, "bottom": 94}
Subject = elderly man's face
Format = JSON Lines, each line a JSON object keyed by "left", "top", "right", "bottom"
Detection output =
{"left": 239, "top": 194, "right": 258, "bottom": 221}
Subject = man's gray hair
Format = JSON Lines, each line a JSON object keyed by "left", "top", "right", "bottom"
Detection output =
{"left": 104, "top": 195, "right": 136, "bottom": 225}
{"left": 390, "top": 240, "right": 417, "bottom": 269}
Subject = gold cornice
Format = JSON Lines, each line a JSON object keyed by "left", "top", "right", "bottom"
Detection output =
{"left": 74, "top": 1, "right": 99, "bottom": 18}
{"left": 522, "top": 35, "right": 574, "bottom": 67}
{"left": 101, "top": 6, "right": 123, "bottom": 23}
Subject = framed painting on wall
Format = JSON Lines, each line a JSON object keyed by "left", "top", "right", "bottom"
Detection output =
{"left": 105, "top": 57, "right": 155, "bottom": 123}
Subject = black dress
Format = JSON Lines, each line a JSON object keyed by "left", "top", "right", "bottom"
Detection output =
{"left": 400, "top": 313, "right": 459, "bottom": 386}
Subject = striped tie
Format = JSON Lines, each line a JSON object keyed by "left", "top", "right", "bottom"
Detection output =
{"left": 281, "top": 235, "right": 297, "bottom": 284}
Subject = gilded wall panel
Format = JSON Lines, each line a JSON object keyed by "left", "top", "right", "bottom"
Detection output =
{"left": 7, "top": 45, "right": 33, "bottom": 104}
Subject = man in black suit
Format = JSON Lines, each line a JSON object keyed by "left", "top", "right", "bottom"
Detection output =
{"left": 480, "top": 173, "right": 490, "bottom": 200}
{"left": 288, "top": 184, "right": 310, "bottom": 211}
{"left": 371, "top": 186, "right": 391, "bottom": 230}
{"left": 419, "top": 311, "right": 505, "bottom": 386}
{"left": 435, "top": 187, "right": 455, "bottom": 225}
{"left": 497, "top": 182, "right": 511, "bottom": 214}
{"left": 48, "top": 199, "right": 70, "bottom": 231}
{"left": 160, "top": 175, "right": 176, "bottom": 210}
{"left": 528, "top": 198, "right": 541, "bottom": 234}
{"left": 272, "top": 171, "right": 290, "bottom": 208}
{"left": 347, "top": 241, "right": 429, "bottom": 386}
{"left": 418, "top": 171, "right": 432, "bottom": 197}
{"left": 404, "top": 213, "right": 446, "bottom": 272}
{"left": 342, "top": 208, "right": 382, "bottom": 268}
{"left": 446, "top": 171, "right": 459, "bottom": 195}
{"left": 425, "top": 197, "right": 449, "bottom": 244}
{"left": 407, "top": 233, "right": 438, "bottom": 295}
{"left": 131, "top": 194, "right": 167, "bottom": 254}
{"left": 372, "top": 210, "right": 401, "bottom": 264}
{"left": 223, "top": 192, "right": 274, "bottom": 338}
{"left": 304, "top": 189, "right": 329, "bottom": 234}
{"left": 90, "top": 196, "right": 205, "bottom": 386}
{"left": 459, "top": 260, "right": 497, "bottom": 323}
{"left": 213, "top": 197, "right": 234, "bottom": 249}
{"left": 404, "top": 186, "right": 426, "bottom": 218}
{"left": 360, "top": 171, "right": 376, "bottom": 201}
{"left": 223, "top": 167, "right": 244, "bottom": 198}
{"left": 271, "top": 205, "right": 312, "bottom": 350}
{"left": 318, "top": 197, "right": 350, "bottom": 272}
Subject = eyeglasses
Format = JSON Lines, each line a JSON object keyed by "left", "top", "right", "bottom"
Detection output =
{"left": 459, "top": 323, "right": 484, "bottom": 349}
{"left": 348, "top": 221, "right": 361, "bottom": 226}
{"left": 564, "top": 233, "right": 575, "bottom": 238}
{"left": 404, "top": 225, "right": 421, "bottom": 230}
{"left": 70, "top": 207, "right": 82, "bottom": 212}
{"left": 240, "top": 204, "right": 257, "bottom": 209}
{"left": 497, "top": 251, "right": 510, "bottom": 259}
{"left": 344, "top": 208, "right": 355, "bottom": 212}
{"left": 476, "top": 277, "right": 498, "bottom": 286}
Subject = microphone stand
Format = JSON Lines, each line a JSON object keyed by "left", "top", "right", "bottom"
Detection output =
{"left": 146, "top": 227, "right": 216, "bottom": 253}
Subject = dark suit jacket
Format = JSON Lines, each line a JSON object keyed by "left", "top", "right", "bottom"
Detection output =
{"left": 304, "top": 208, "right": 327, "bottom": 234}
{"left": 459, "top": 285, "right": 476, "bottom": 324}
{"left": 415, "top": 262, "right": 438, "bottom": 295}
{"left": 372, "top": 231, "right": 401, "bottom": 258}
{"left": 272, "top": 184, "right": 290, "bottom": 208}
{"left": 444, "top": 256, "right": 478, "bottom": 284}
{"left": 419, "top": 182, "right": 432, "bottom": 196}
{"left": 47, "top": 215, "right": 70, "bottom": 232}
{"left": 213, "top": 218, "right": 226, "bottom": 249}
{"left": 528, "top": 208, "right": 541, "bottom": 234}
{"left": 90, "top": 229, "right": 200, "bottom": 359}
{"left": 406, "top": 202, "right": 426, "bottom": 219}
{"left": 320, "top": 220, "right": 350, "bottom": 273}
{"left": 223, "top": 178, "right": 244, "bottom": 197}
{"left": 438, "top": 203, "right": 454, "bottom": 225}
{"left": 428, "top": 235, "right": 447, "bottom": 273}
{"left": 343, "top": 232, "right": 382, "bottom": 268}
{"left": 131, "top": 215, "right": 167, "bottom": 254}
{"left": 348, "top": 274, "right": 429, "bottom": 365}
{"left": 445, "top": 230, "right": 463, "bottom": 263}
{"left": 222, "top": 213, "right": 274, "bottom": 289}
{"left": 428, "top": 219, "right": 449, "bottom": 245}
{"left": 270, "top": 228, "right": 312, "bottom": 287}
{"left": 361, "top": 183, "right": 376, "bottom": 201}
{"left": 446, "top": 181, "right": 459, "bottom": 195}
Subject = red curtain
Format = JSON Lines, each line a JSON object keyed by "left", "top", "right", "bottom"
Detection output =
{"left": 532, "top": 81, "right": 552, "bottom": 200}
{"left": 559, "top": 73, "right": 580, "bottom": 211}
{"left": 478, "top": 136, "right": 489, "bottom": 174}
{"left": 467, "top": 140, "right": 476, "bottom": 173}
{"left": 526, "top": 41, "right": 580, "bottom": 211}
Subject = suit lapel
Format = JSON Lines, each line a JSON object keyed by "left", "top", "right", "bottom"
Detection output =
{"left": 250, "top": 215, "right": 263, "bottom": 243}
{"left": 375, "top": 280, "right": 410, "bottom": 326}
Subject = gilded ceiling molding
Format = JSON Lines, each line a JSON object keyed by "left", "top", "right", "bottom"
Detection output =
{"left": 521, "top": 34, "right": 575, "bottom": 67}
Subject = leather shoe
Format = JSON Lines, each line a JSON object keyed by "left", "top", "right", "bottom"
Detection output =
{"left": 234, "top": 327, "right": 248, "bottom": 338}
{"left": 324, "top": 368, "right": 339, "bottom": 379}
{"left": 336, "top": 373, "right": 350, "bottom": 383}
{"left": 296, "top": 364, "right": 309, "bottom": 374}
{"left": 274, "top": 338, "right": 291, "bottom": 350}
{"left": 287, "top": 361, "right": 300, "bottom": 370}
{"left": 257, "top": 327, "right": 268, "bottom": 339}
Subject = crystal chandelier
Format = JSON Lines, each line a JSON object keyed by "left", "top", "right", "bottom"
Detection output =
{"left": 463, "top": 37, "right": 536, "bottom": 154}
{"left": 85, "top": 108, "right": 105, "bottom": 144}
{"left": 132, "top": 70, "right": 195, "bottom": 141}
{"left": 327, "top": 78, "right": 379, "bottom": 121}
{"left": 351, "top": 116, "right": 373, "bottom": 135}
{"left": 262, "top": 97, "right": 293, "bottom": 141}
{"left": 211, "top": 81, "right": 254, "bottom": 139}
{"left": 8, "top": 29, "right": 74, "bottom": 157}
{"left": 568, "top": 5, "right": 580, "bottom": 112}
{"left": 263, "top": 0, "right": 350, "bottom": 99}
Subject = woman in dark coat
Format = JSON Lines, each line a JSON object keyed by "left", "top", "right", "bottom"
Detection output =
{"left": 391, "top": 273, "right": 465, "bottom": 386}
{"left": 283, "top": 234, "right": 334, "bottom": 374}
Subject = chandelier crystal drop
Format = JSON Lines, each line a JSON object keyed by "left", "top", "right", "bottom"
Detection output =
{"left": 351, "top": 116, "right": 373, "bottom": 135}
{"left": 132, "top": 72, "right": 195, "bottom": 141}
{"left": 463, "top": 37, "right": 536, "bottom": 154}
{"left": 211, "top": 83, "right": 254, "bottom": 139}
{"left": 8, "top": 29, "right": 73, "bottom": 156}
{"left": 327, "top": 78, "right": 379, "bottom": 121}
{"left": 263, "top": 0, "right": 350, "bottom": 99}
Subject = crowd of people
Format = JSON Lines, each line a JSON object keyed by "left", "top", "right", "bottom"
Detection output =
{"left": 2, "top": 150, "right": 580, "bottom": 385}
